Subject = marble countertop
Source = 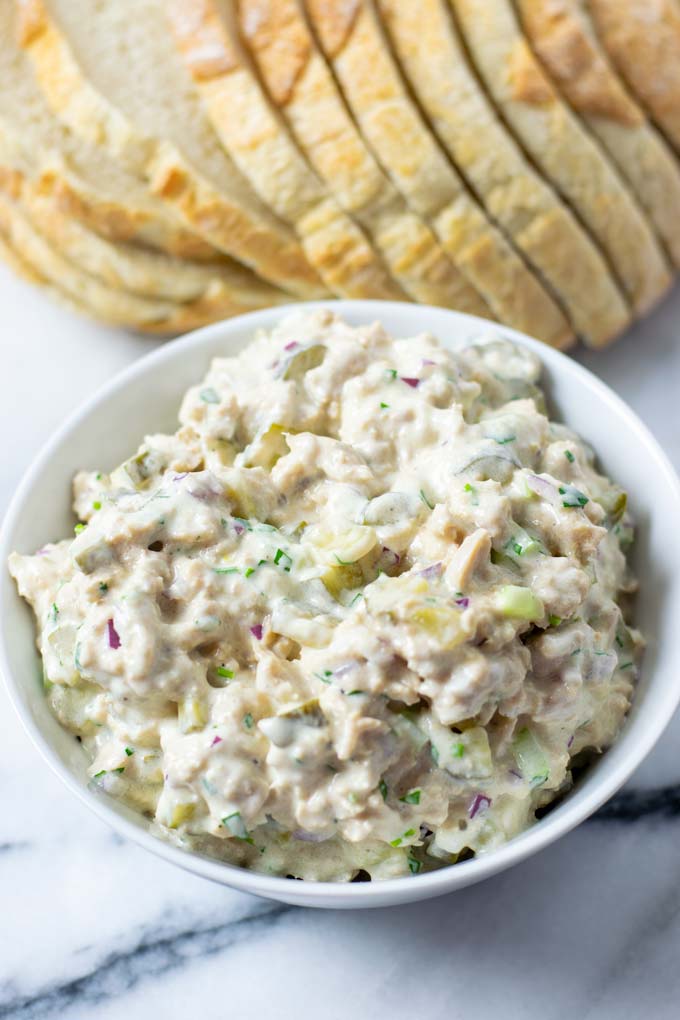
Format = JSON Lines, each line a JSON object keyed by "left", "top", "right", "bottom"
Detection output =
{"left": 1, "top": 266, "right": 679, "bottom": 1020}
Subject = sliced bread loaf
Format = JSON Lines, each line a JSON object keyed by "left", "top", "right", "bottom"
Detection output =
{"left": 304, "top": 0, "right": 574, "bottom": 348}
{"left": 166, "top": 0, "right": 406, "bottom": 300}
{"left": 376, "top": 0, "right": 630, "bottom": 346}
{"left": 449, "top": 0, "right": 672, "bottom": 317}
{"left": 236, "top": 0, "right": 491, "bottom": 315}
{"left": 0, "top": 160, "right": 288, "bottom": 310}
{"left": 18, "top": 0, "right": 327, "bottom": 297}
{"left": 0, "top": 189, "right": 288, "bottom": 334}
{"left": 516, "top": 0, "right": 680, "bottom": 269}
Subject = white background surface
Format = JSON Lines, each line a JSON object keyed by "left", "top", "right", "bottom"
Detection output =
{"left": 1, "top": 264, "right": 679, "bottom": 1019}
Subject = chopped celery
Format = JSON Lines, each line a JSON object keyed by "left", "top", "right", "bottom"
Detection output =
{"left": 495, "top": 585, "right": 544, "bottom": 621}
{"left": 222, "top": 811, "right": 254, "bottom": 843}
{"left": 512, "top": 727, "right": 549, "bottom": 787}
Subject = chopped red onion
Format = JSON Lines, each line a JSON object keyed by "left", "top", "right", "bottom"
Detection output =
{"left": 107, "top": 618, "right": 121, "bottom": 650}
{"left": 469, "top": 793, "right": 491, "bottom": 819}
{"left": 567, "top": 735, "right": 575, "bottom": 749}
{"left": 455, "top": 596, "right": 470, "bottom": 609}
{"left": 250, "top": 624, "right": 263, "bottom": 640}
{"left": 292, "top": 829, "right": 329, "bottom": 843}
{"left": 172, "top": 472, "right": 188, "bottom": 482}
{"left": 211, "top": 736, "right": 223, "bottom": 747}
{"left": 233, "top": 521, "right": 245, "bottom": 536}
{"left": 527, "top": 474, "right": 559, "bottom": 502}
{"left": 284, "top": 340, "right": 299, "bottom": 351}
{"left": 377, "top": 546, "right": 401, "bottom": 570}
{"left": 401, "top": 376, "right": 420, "bottom": 388}
{"left": 509, "top": 769, "right": 522, "bottom": 780}
{"left": 421, "top": 358, "right": 436, "bottom": 367}
{"left": 419, "top": 562, "right": 443, "bottom": 579}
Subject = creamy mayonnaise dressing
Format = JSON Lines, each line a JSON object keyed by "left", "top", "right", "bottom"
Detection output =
{"left": 10, "top": 311, "right": 642, "bottom": 881}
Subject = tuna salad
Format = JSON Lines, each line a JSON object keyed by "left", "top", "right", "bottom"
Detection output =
{"left": 9, "top": 310, "right": 642, "bottom": 882}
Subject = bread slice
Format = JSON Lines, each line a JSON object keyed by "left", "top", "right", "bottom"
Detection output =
{"left": 376, "top": 0, "right": 633, "bottom": 347}
{"left": 303, "top": 0, "right": 574, "bottom": 348}
{"left": 18, "top": 0, "right": 327, "bottom": 298}
{"left": 0, "top": 189, "right": 288, "bottom": 334}
{"left": 165, "top": 0, "right": 406, "bottom": 300}
{"left": 448, "top": 0, "right": 672, "bottom": 317}
{"left": 0, "top": 160, "right": 288, "bottom": 311}
{"left": 516, "top": 0, "right": 680, "bottom": 269}
{"left": 0, "top": 7, "right": 230, "bottom": 264}
{"left": 585, "top": 0, "right": 680, "bottom": 156}
{"left": 234, "top": 0, "right": 490, "bottom": 315}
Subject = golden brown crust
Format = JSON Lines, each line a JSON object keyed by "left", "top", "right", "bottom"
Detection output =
{"left": 509, "top": 38, "right": 554, "bottom": 106}
{"left": 586, "top": 0, "right": 680, "bottom": 149}
{"left": 517, "top": 0, "right": 641, "bottom": 125}
{"left": 238, "top": 0, "right": 312, "bottom": 105}
{"left": 305, "top": 0, "right": 362, "bottom": 58}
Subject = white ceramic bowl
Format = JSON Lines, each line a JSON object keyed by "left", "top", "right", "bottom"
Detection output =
{"left": 2, "top": 301, "right": 679, "bottom": 909}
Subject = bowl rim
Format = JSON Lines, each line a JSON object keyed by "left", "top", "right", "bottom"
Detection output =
{"left": 2, "top": 299, "right": 680, "bottom": 907}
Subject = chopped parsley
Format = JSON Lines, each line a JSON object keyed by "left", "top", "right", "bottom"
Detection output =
{"left": 112, "top": 766, "right": 125, "bottom": 774}
{"left": 548, "top": 615, "right": 562, "bottom": 627}
{"left": 124, "top": 747, "right": 134, "bottom": 756}
{"left": 274, "top": 548, "right": 293, "bottom": 572}
{"left": 407, "top": 855, "right": 422, "bottom": 875}
{"left": 74, "top": 523, "right": 86, "bottom": 534}
{"left": 419, "top": 489, "right": 434, "bottom": 510}
{"left": 93, "top": 770, "right": 106, "bottom": 779}
{"left": 379, "top": 779, "right": 388, "bottom": 801}
{"left": 464, "top": 482, "right": 479, "bottom": 506}
{"left": 380, "top": 401, "right": 390, "bottom": 410}
{"left": 451, "top": 742, "right": 465, "bottom": 758}
{"left": 49, "top": 603, "right": 59, "bottom": 624}
{"left": 243, "top": 712, "right": 254, "bottom": 729}
{"left": 564, "top": 450, "right": 575, "bottom": 463}
{"left": 399, "top": 789, "right": 421, "bottom": 805}
{"left": 216, "top": 666, "right": 234, "bottom": 679}
{"left": 385, "top": 368, "right": 398, "bottom": 380}
{"left": 314, "top": 670, "right": 333, "bottom": 684}
{"left": 98, "top": 582, "right": 108, "bottom": 593}
{"left": 92, "top": 500, "right": 102, "bottom": 511}
{"left": 559, "top": 484, "right": 589, "bottom": 508}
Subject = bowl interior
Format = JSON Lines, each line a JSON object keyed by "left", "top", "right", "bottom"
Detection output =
{"left": 2, "top": 301, "right": 679, "bottom": 908}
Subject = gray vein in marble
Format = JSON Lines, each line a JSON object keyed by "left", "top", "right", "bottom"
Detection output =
{"left": 0, "top": 842, "right": 29, "bottom": 856}
{"left": 591, "top": 784, "right": 680, "bottom": 822}
{"left": 0, "top": 903, "right": 292, "bottom": 1020}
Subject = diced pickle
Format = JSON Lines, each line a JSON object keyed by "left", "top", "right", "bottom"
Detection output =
{"left": 178, "top": 698, "right": 207, "bottom": 733}
{"left": 280, "top": 344, "right": 326, "bottom": 381}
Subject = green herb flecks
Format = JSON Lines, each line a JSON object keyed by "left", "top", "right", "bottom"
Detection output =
{"left": 464, "top": 482, "right": 479, "bottom": 506}
{"left": 274, "top": 548, "right": 293, "bottom": 573}
{"left": 559, "top": 484, "right": 589, "bottom": 508}
{"left": 564, "top": 450, "right": 575, "bottom": 463}
{"left": 399, "top": 789, "right": 421, "bottom": 805}
{"left": 379, "top": 779, "right": 388, "bottom": 801}
{"left": 243, "top": 713, "right": 254, "bottom": 729}
{"left": 125, "top": 747, "right": 134, "bottom": 756}
{"left": 407, "top": 855, "right": 422, "bottom": 875}
{"left": 216, "top": 666, "right": 234, "bottom": 679}
{"left": 74, "top": 523, "right": 86, "bottom": 534}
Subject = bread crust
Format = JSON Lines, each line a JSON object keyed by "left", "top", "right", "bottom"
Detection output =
{"left": 516, "top": 0, "right": 680, "bottom": 268}
{"left": 449, "top": 0, "right": 672, "bottom": 318}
